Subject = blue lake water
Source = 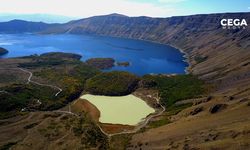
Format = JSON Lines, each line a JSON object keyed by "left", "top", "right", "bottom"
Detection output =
{"left": 0, "top": 34, "right": 188, "bottom": 75}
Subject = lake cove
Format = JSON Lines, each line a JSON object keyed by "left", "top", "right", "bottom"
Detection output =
{"left": 80, "top": 94, "right": 155, "bottom": 125}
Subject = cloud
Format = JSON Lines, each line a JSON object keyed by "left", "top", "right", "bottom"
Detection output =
{"left": 0, "top": 0, "right": 180, "bottom": 18}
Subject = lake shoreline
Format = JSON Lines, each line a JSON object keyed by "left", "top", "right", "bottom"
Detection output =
{"left": 81, "top": 33, "right": 191, "bottom": 74}
{"left": 0, "top": 33, "right": 188, "bottom": 75}
{"left": 75, "top": 89, "right": 164, "bottom": 135}
{"left": 80, "top": 94, "right": 155, "bottom": 126}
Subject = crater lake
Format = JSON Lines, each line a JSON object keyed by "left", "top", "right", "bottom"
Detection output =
{"left": 0, "top": 34, "right": 188, "bottom": 75}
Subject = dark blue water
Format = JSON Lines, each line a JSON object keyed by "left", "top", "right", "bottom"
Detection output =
{"left": 0, "top": 34, "right": 188, "bottom": 75}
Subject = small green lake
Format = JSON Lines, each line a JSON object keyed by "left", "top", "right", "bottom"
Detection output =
{"left": 80, "top": 94, "right": 155, "bottom": 125}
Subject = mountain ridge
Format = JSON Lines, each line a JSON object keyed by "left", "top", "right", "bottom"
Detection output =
{"left": 40, "top": 13, "right": 250, "bottom": 92}
{"left": 0, "top": 19, "right": 59, "bottom": 33}
{"left": 0, "top": 12, "right": 250, "bottom": 149}
{"left": 0, "top": 12, "right": 250, "bottom": 91}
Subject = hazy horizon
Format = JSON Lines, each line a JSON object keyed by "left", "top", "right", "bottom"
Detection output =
{"left": 0, "top": 0, "right": 249, "bottom": 23}
{"left": 1, "top": 11, "right": 250, "bottom": 24}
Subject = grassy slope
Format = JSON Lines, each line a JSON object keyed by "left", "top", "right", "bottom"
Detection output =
{"left": 0, "top": 112, "right": 109, "bottom": 150}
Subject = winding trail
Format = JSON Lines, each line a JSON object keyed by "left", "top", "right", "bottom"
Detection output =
{"left": 103, "top": 93, "right": 166, "bottom": 137}
{"left": 0, "top": 67, "right": 62, "bottom": 96}
{"left": 67, "top": 93, "right": 166, "bottom": 138}
{"left": 18, "top": 68, "right": 62, "bottom": 97}
{"left": 1, "top": 67, "right": 165, "bottom": 138}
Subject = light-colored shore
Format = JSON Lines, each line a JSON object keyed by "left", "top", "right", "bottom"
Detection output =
{"left": 80, "top": 94, "right": 155, "bottom": 126}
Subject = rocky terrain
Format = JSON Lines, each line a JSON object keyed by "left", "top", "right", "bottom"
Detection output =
{"left": 42, "top": 12, "right": 249, "bottom": 149}
{"left": 0, "top": 12, "right": 249, "bottom": 149}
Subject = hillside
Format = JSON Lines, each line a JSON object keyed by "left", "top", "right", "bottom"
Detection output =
{"left": 0, "top": 52, "right": 100, "bottom": 118}
{"left": 0, "top": 13, "right": 249, "bottom": 149}
{"left": 2, "top": 13, "right": 249, "bottom": 89}
{"left": 42, "top": 13, "right": 250, "bottom": 92}
{"left": 41, "top": 13, "right": 250, "bottom": 149}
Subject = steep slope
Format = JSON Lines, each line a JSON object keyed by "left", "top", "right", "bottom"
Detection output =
{"left": 41, "top": 13, "right": 250, "bottom": 149}
{"left": 128, "top": 97, "right": 250, "bottom": 150}
{"left": 43, "top": 13, "right": 250, "bottom": 93}
{"left": 0, "top": 13, "right": 249, "bottom": 149}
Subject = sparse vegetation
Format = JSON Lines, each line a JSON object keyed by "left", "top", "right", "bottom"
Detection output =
{"left": 71, "top": 113, "right": 109, "bottom": 149}
{"left": 110, "top": 134, "right": 133, "bottom": 150}
{"left": 194, "top": 55, "right": 208, "bottom": 63}
{"left": 23, "top": 122, "right": 39, "bottom": 129}
{"left": 148, "top": 118, "right": 171, "bottom": 128}
{"left": 209, "top": 104, "right": 227, "bottom": 114}
{"left": 189, "top": 106, "right": 203, "bottom": 115}
{"left": 142, "top": 74, "right": 204, "bottom": 107}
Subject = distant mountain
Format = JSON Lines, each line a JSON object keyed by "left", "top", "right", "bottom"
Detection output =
{"left": 0, "top": 20, "right": 58, "bottom": 33}
{"left": 0, "top": 14, "right": 77, "bottom": 23}
{"left": 0, "top": 47, "right": 8, "bottom": 56}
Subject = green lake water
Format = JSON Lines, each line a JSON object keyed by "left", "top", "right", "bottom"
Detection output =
{"left": 80, "top": 94, "right": 155, "bottom": 125}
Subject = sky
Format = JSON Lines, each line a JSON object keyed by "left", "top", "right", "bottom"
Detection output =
{"left": 0, "top": 0, "right": 249, "bottom": 22}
